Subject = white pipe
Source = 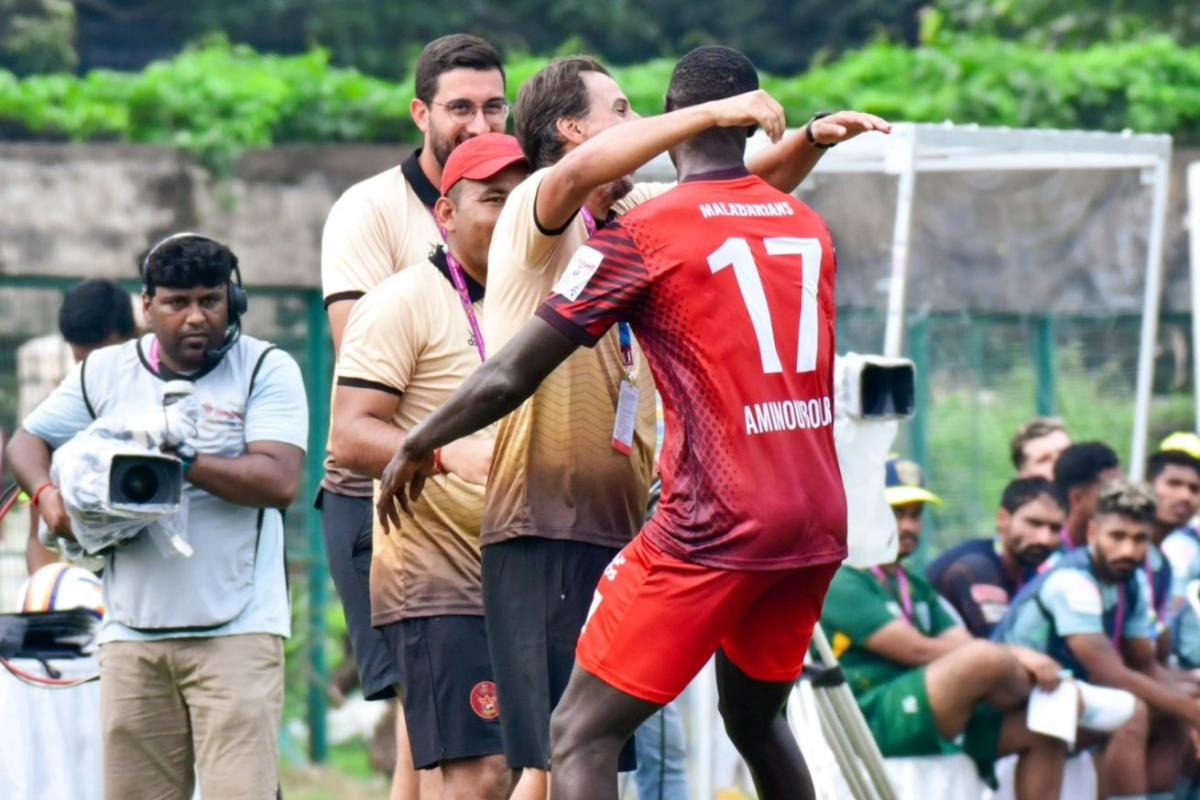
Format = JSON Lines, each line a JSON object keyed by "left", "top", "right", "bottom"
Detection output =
{"left": 883, "top": 134, "right": 918, "bottom": 357}
{"left": 1131, "top": 155, "right": 1174, "bottom": 480}
{"left": 1189, "top": 163, "right": 1200, "bottom": 433}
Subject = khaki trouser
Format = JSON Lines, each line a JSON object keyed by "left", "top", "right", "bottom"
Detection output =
{"left": 99, "top": 634, "right": 284, "bottom": 800}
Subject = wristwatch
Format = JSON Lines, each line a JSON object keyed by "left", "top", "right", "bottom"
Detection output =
{"left": 806, "top": 111, "right": 836, "bottom": 149}
{"left": 175, "top": 442, "right": 198, "bottom": 475}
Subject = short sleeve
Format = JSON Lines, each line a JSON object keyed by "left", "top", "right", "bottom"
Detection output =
{"left": 244, "top": 350, "right": 309, "bottom": 450}
{"left": 20, "top": 362, "right": 95, "bottom": 449}
{"left": 821, "top": 567, "right": 899, "bottom": 646}
{"left": 321, "top": 187, "right": 401, "bottom": 302}
{"left": 1163, "top": 531, "right": 1200, "bottom": 601}
{"left": 1039, "top": 569, "right": 1105, "bottom": 637}
{"left": 931, "top": 559, "right": 990, "bottom": 637}
{"left": 489, "top": 168, "right": 573, "bottom": 276}
{"left": 536, "top": 221, "right": 653, "bottom": 346}
{"left": 931, "top": 593, "right": 964, "bottom": 635}
{"left": 336, "top": 278, "right": 421, "bottom": 396}
{"left": 1123, "top": 569, "right": 1157, "bottom": 641}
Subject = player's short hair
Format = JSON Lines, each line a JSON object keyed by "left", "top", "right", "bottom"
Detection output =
{"left": 1094, "top": 479, "right": 1157, "bottom": 525}
{"left": 1147, "top": 448, "right": 1200, "bottom": 481}
{"left": 1009, "top": 416, "right": 1068, "bottom": 469}
{"left": 140, "top": 236, "right": 236, "bottom": 295}
{"left": 58, "top": 278, "right": 136, "bottom": 347}
{"left": 664, "top": 46, "right": 760, "bottom": 158}
{"left": 515, "top": 56, "right": 609, "bottom": 169}
{"left": 414, "top": 34, "right": 505, "bottom": 105}
{"left": 999, "top": 476, "right": 1065, "bottom": 514}
{"left": 1053, "top": 441, "right": 1120, "bottom": 497}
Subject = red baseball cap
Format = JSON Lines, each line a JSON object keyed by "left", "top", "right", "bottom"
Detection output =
{"left": 440, "top": 133, "right": 529, "bottom": 196}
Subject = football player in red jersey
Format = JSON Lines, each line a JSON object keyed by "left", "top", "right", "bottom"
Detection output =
{"left": 378, "top": 46, "right": 870, "bottom": 799}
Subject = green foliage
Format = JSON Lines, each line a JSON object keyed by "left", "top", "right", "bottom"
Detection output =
{"left": 934, "top": 0, "right": 1200, "bottom": 49}
{"left": 2, "top": 35, "right": 1200, "bottom": 173}
{"left": 0, "top": 0, "right": 75, "bottom": 75}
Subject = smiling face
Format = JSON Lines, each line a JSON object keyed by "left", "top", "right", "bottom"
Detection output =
{"left": 438, "top": 163, "right": 530, "bottom": 277}
{"left": 142, "top": 284, "right": 229, "bottom": 371}
{"left": 575, "top": 70, "right": 638, "bottom": 203}
{"left": 413, "top": 67, "right": 509, "bottom": 167}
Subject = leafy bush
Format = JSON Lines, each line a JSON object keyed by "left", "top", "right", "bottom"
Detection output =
{"left": 2, "top": 35, "right": 1198, "bottom": 172}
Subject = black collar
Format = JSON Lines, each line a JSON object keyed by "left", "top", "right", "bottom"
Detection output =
{"left": 136, "top": 335, "right": 221, "bottom": 382}
{"left": 401, "top": 148, "right": 441, "bottom": 209}
{"left": 432, "top": 247, "right": 485, "bottom": 303}
{"left": 680, "top": 165, "right": 752, "bottom": 183}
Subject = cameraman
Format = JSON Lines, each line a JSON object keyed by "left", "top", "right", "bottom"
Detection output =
{"left": 5, "top": 235, "right": 307, "bottom": 800}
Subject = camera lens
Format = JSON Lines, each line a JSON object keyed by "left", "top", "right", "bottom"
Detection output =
{"left": 120, "top": 464, "right": 160, "bottom": 503}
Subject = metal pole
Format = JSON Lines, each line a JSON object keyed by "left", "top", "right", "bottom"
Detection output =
{"left": 883, "top": 131, "right": 918, "bottom": 358}
{"left": 1131, "top": 155, "right": 1173, "bottom": 480}
{"left": 1188, "top": 163, "right": 1200, "bottom": 432}
{"left": 1034, "top": 316, "right": 1057, "bottom": 416}
{"left": 305, "top": 289, "right": 331, "bottom": 762}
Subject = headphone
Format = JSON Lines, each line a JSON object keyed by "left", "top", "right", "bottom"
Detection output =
{"left": 140, "top": 232, "right": 248, "bottom": 363}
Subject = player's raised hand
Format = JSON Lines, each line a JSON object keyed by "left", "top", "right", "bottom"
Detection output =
{"left": 708, "top": 89, "right": 787, "bottom": 143}
{"left": 808, "top": 111, "right": 892, "bottom": 146}
{"left": 376, "top": 445, "right": 436, "bottom": 531}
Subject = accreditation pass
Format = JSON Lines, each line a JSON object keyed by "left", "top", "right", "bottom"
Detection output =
{"left": 611, "top": 378, "right": 639, "bottom": 456}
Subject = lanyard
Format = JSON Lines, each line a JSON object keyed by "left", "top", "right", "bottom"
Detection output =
{"left": 1111, "top": 583, "right": 1127, "bottom": 650}
{"left": 580, "top": 206, "right": 634, "bottom": 371}
{"left": 870, "top": 566, "right": 914, "bottom": 624}
{"left": 426, "top": 209, "right": 486, "bottom": 362}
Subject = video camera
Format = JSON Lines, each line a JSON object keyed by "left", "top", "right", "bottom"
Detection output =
{"left": 834, "top": 354, "right": 916, "bottom": 568}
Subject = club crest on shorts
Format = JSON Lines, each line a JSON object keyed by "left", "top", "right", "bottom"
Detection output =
{"left": 470, "top": 681, "right": 500, "bottom": 720}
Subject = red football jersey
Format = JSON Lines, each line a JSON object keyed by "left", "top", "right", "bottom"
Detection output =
{"left": 537, "top": 168, "right": 847, "bottom": 571}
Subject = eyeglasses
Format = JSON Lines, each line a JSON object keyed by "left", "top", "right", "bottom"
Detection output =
{"left": 432, "top": 100, "right": 511, "bottom": 123}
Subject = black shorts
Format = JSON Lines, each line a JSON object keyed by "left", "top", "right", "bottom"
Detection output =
{"left": 482, "top": 536, "right": 637, "bottom": 772}
{"left": 316, "top": 488, "right": 403, "bottom": 700}
{"left": 381, "top": 615, "right": 504, "bottom": 770}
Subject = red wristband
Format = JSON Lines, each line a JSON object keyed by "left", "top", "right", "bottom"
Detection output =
{"left": 30, "top": 481, "right": 55, "bottom": 507}
{"left": 432, "top": 448, "right": 444, "bottom": 475}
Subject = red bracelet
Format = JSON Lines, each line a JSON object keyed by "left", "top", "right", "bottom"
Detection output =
{"left": 30, "top": 481, "right": 55, "bottom": 507}
{"left": 432, "top": 448, "right": 444, "bottom": 474}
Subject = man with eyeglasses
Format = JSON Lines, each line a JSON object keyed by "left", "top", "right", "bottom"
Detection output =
{"left": 317, "top": 33, "right": 507, "bottom": 800}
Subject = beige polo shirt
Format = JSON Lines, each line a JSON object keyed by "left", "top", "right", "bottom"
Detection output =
{"left": 481, "top": 167, "right": 668, "bottom": 549}
{"left": 320, "top": 153, "right": 442, "bottom": 497}
{"left": 336, "top": 251, "right": 492, "bottom": 624}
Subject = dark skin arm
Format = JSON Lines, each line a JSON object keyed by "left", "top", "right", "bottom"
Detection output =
{"left": 1068, "top": 633, "right": 1200, "bottom": 725}
{"left": 182, "top": 441, "right": 304, "bottom": 509}
{"left": 377, "top": 317, "right": 577, "bottom": 528}
{"left": 8, "top": 427, "right": 74, "bottom": 540}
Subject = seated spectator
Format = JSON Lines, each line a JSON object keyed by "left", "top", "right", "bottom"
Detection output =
{"left": 1157, "top": 433, "right": 1200, "bottom": 621}
{"left": 993, "top": 481, "right": 1198, "bottom": 798}
{"left": 1054, "top": 442, "right": 1121, "bottom": 551}
{"left": 928, "top": 478, "right": 1065, "bottom": 637}
{"left": 821, "top": 457, "right": 1068, "bottom": 799}
{"left": 1011, "top": 417, "right": 1072, "bottom": 481}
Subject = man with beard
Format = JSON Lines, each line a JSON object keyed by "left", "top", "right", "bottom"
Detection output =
{"left": 1055, "top": 442, "right": 1121, "bottom": 551}
{"left": 821, "top": 458, "right": 1069, "bottom": 799}
{"left": 994, "top": 481, "right": 1200, "bottom": 799}
{"left": 928, "top": 477, "right": 1066, "bottom": 637}
{"left": 476, "top": 53, "right": 888, "bottom": 799}
{"left": 316, "top": 34, "right": 506, "bottom": 800}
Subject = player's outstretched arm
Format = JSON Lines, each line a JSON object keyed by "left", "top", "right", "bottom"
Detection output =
{"left": 535, "top": 89, "right": 787, "bottom": 232}
{"left": 749, "top": 110, "right": 892, "bottom": 193}
{"left": 376, "top": 317, "right": 579, "bottom": 528}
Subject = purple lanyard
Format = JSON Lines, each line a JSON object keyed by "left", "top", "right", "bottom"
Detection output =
{"left": 428, "top": 210, "right": 486, "bottom": 362}
{"left": 1111, "top": 583, "right": 1127, "bottom": 650}
{"left": 1061, "top": 525, "right": 1076, "bottom": 551}
{"left": 580, "top": 206, "right": 634, "bottom": 370}
{"left": 870, "top": 567, "right": 914, "bottom": 624}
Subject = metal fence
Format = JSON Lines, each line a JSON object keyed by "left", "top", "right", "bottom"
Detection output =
{"left": 0, "top": 275, "right": 1193, "bottom": 764}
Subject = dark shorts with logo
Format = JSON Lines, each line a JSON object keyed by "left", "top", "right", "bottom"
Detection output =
{"left": 381, "top": 615, "right": 503, "bottom": 770}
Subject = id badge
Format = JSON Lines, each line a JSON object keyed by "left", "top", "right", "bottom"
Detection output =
{"left": 611, "top": 378, "right": 639, "bottom": 456}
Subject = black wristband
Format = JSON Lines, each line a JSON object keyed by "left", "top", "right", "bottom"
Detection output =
{"left": 806, "top": 111, "right": 836, "bottom": 149}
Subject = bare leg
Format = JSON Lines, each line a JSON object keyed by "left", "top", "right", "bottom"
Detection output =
{"left": 509, "top": 769, "right": 548, "bottom": 800}
{"left": 925, "top": 640, "right": 1032, "bottom": 738}
{"left": 997, "top": 709, "right": 1066, "bottom": 800}
{"left": 1098, "top": 699, "right": 1149, "bottom": 796}
{"left": 1146, "top": 711, "right": 1189, "bottom": 794}
{"left": 390, "top": 702, "right": 419, "bottom": 800}
{"left": 549, "top": 665, "right": 661, "bottom": 800}
{"left": 715, "top": 650, "right": 815, "bottom": 800}
{"left": 441, "top": 755, "right": 512, "bottom": 800}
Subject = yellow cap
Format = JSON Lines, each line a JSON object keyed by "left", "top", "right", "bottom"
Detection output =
{"left": 1160, "top": 431, "right": 1200, "bottom": 461}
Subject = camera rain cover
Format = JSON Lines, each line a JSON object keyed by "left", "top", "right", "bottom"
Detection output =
{"left": 50, "top": 417, "right": 193, "bottom": 558}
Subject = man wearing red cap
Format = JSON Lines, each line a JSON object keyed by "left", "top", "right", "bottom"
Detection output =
{"left": 330, "top": 133, "right": 530, "bottom": 799}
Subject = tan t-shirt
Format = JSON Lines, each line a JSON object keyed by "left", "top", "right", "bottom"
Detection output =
{"left": 481, "top": 168, "right": 668, "bottom": 549}
{"left": 336, "top": 252, "right": 491, "bottom": 624}
{"left": 320, "top": 153, "right": 442, "bottom": 497}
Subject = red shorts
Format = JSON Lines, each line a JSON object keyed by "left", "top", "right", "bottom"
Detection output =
{"left": 576, "top": 533, "right": 839, "bottom": 704}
